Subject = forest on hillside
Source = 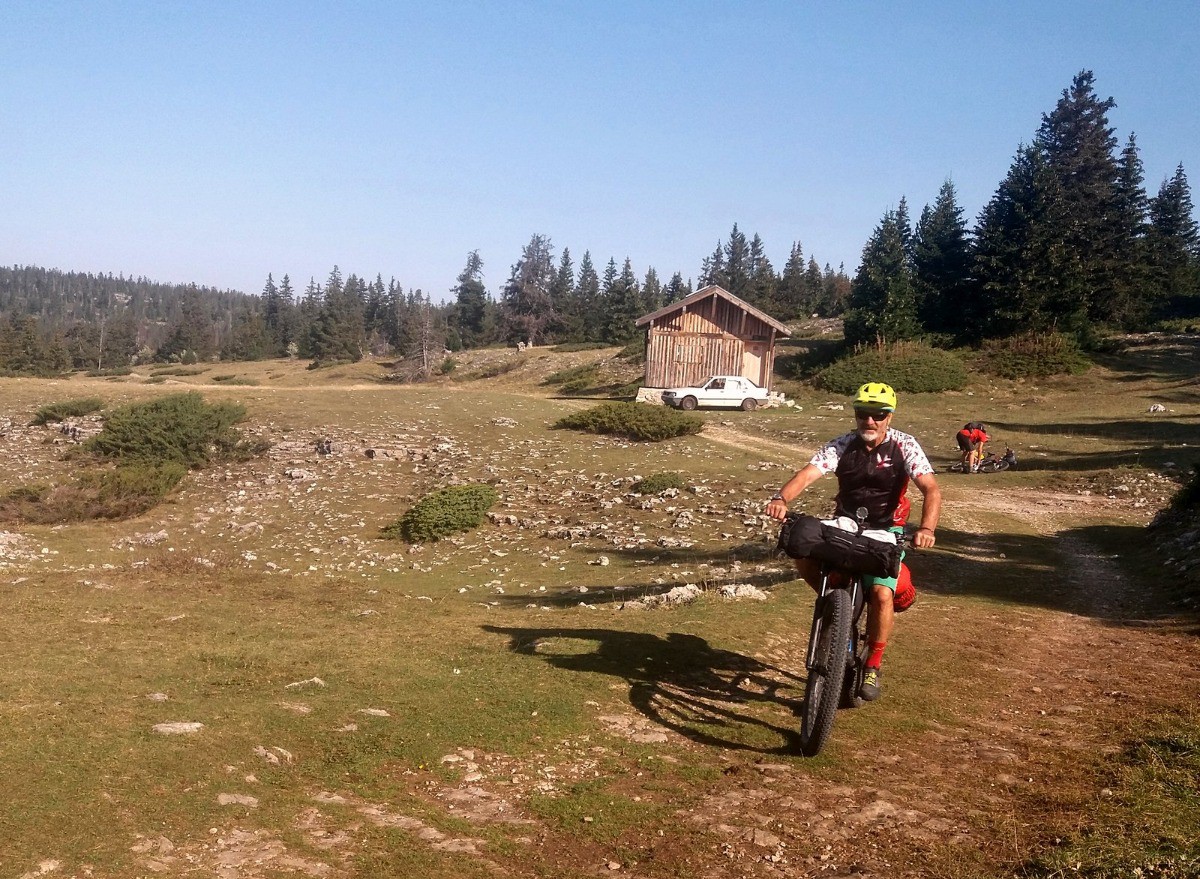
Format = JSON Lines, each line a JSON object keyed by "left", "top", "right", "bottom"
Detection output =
{"left": 1, "top": 71, "right": 1196, "bottom": 378}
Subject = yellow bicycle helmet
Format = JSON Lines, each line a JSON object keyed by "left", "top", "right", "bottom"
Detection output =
{"left": 853, "top": 381, "right": 897, "bottom": 412}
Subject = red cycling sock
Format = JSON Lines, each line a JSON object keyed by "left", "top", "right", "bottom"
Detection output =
{"left": 866, "top": 642, "right": 886, "bottom": 669}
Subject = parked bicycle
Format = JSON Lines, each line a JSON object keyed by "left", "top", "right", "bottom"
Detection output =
{"left": 947, "top": 446, "right": 1016, "bottom": 473}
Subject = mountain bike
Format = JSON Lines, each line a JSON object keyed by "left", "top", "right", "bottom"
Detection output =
{"left": 948, "top": 446, "right": 1017, "bottom": 473}
{"left": 789, "top": 509, "right": 885, "bottom": 756}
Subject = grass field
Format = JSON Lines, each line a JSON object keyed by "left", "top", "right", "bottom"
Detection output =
{"left": 1, "top": 338, "right": 1198, "bottom": 878}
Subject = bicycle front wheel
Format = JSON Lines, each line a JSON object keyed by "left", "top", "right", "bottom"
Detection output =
{"left": 800, "top": 588, "right": 854, "bottom": 756}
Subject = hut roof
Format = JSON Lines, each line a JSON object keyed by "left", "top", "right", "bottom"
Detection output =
{"left": 635, "top": 285, "right": 791, "bottom": 336}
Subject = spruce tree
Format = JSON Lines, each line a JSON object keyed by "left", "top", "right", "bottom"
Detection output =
{"left": 1147, "top": 164, "right": 1200, "bottom": 318}
{"left": 723, "top": 224, "right": 751, "bottom": 298}
{"left": 576, "top": 252, "right": 601, "bottom": 342}
{"left": 1034, "top": 70, "right": 1122, "bottom": 323}
{"left": 641, "top": 267, "right": 662, "bottom": 313}
{"left": 913, "top": 180, "right": 973, "bottom": 336}
{"left": 451, "top": 250, "right": 488, "bottom": 348}
{"left": 663, "top": 272, "right": 690, "bottom": 304}
{"left": 844, "top": 207, "right": 920, "bottom": 346}
{"left": 1109, "top": 133, "right": 1152, "bottom": 326}
{"left": 777, "top": 242, "right": 807, "bottom": 319}
{"left": 499, "top": 234, "right": 556, "bottom": 345}
{"left": 548, "top": 247, "right": 575, "bottom": 344}
{"left": 747, "top": 233, "right": 777, "bottom": 312}
{"left": 972, "top": 145, "right": 1077, "bottom": 336}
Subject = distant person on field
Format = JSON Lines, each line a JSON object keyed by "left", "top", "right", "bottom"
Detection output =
{"left": 764, "top": 382, "right": 941, "bottom": 702}
{"left": 956, "top": 421, "right": 989, "bottom": 473}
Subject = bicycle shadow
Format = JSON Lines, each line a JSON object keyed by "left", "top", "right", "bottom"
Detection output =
{"left": 482, "top": 625, "right": 805, "bottom": 753}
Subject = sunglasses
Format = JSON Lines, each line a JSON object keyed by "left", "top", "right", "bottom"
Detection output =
{"left": 854, "top": 409, "right": 892, "bottom": 422}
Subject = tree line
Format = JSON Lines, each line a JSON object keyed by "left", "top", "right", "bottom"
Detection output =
{"left": 846, "top": 70, "right": 1200, "bottom": 347}
{"left": 0, "top": 232, "right": 850, "bottom": 376}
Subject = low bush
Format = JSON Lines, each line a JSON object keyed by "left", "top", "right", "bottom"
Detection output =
{"left": 85, "top": 392, "right": 262, "bottom": 468}
{"left": 439, "top": 357, "right": 457, "bottom": 375}
{"left": 382, "top": 484, "right": 498, "bottom": 543}
{"left": 85, "top": 367, "right": 132, "bottom": 377}
{"left": 553, "top": 402, "right": 703, "bottom": 442}
{"left": 617, "top": 339, "right": 646, "bottom": 363}
{"left": 632, "top": 472, "right": 687, "bottom": 494}
{"left": 0, "top": 462, "right": 186, "bottom": 523}
{"left": 817, "top": 341, "right": 968, "bottom": 394}
{"left": 976, "top": 332, "right": 1092, "bottom": 379}
{"left": 151, "top": 366, "right": 208, "bottom": 376}
{"left": 552, "top": 342, "right": 610, "bottom": 352}
{"left": 544, "top": 363, "right": 600, "bottom": 387}
{"left": 30, "top": 397, "right": 105, "bottom": 426}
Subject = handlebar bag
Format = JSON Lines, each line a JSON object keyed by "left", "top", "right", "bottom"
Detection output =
{"left": 778, "top": 514, "right": 902, "bottom": 578}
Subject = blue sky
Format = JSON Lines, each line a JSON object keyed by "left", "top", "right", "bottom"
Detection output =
{"left": 3, "top": 2, "right": 1198, "bottom": 301}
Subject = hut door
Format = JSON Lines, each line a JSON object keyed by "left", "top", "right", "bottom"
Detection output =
{"left": 742, "top": 343, "right": 767, "bottom": 386}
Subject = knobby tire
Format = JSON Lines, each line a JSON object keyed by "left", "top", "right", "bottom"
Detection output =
{"left": 800, "top": 588, "right": 854, "bottom": 756}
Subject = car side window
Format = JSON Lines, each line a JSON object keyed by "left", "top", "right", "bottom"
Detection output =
{"left": 707, "top": 379, "right": 724, "bottom": 390}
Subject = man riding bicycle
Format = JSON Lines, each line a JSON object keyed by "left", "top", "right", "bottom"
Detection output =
{"left": 765, "top": 382, "right": 941, "bottom": 701}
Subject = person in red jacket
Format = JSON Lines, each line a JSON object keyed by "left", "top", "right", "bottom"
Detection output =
{"left": 956, "top": 421, "right": 989, "bottom": 473}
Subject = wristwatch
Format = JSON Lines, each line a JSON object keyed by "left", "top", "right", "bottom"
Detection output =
{"left": 769, "top": 491, "right": 785, "bottom": 502}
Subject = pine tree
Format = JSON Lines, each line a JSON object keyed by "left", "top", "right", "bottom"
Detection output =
{"left": 601, "top": 258, "right": 641, "bottom": 345}
{"left": 723, "top": 224, "right": 751, "bottom": 298}
{"left": 451, "top": 251, "right": 488, "bottom": 348}
{"left": 576, "top": 251, "right": 601, "bottom": 341}
{"left": 776, "top": 242, "right": 807, "bottom": 319}
{"left": 972, "top": 145, "right": 1078, "bottom": 336}
{"left": 699, "top": 241, "right": 726, "bottom": 288}
{"left": 913, "top": 180, "right": 973, "bottom": 336}
{"left": 1034, "top": 70, "right": 1122, "bottom": 322}
{"left": 641, "top": 267, "right": 662, "bottom": 313}
{"left": 663, "top": 272, "right": 690, "bottom": 304}
{"left": 308, "top": 266, "right": 365, "bottom": 363}
{"left": 499, "top": 234, "right": 556, "bottom": 345}
{"left": 1108, "top": 133, "right": 1152, "bottom": 326}
{"left": 747, "top": 233, "right": 777, "bottom": 312}
{"left": 805, "top": 258, "right": 827, "bottom": 315}
{"left": 1147, "top": 164, "right": 1200, "bottom": 318}
{"left": 844, "top": 206, "right": 920, "bottom": 346}
{"left": 548, "top": 247, "right": 575, "bottom": 344}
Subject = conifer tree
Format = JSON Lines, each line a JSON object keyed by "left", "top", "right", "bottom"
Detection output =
{"left": 1034, "top": 70, "right": 1122, "bottom": 322}
{"left": 547, "top": 247, "right": 575, "bottom": 344}
{"left": 912, "top": 180, "right": 972, "bottom": 336}
{"left": 1147, "top": 164, "right": 1200, "bottom": 318}
{"left": 576, "top": 251, "right": 601, "bottom": 342}
{"left": 776, "top": 242, "right": 807, "bottom": 319}
{"left": 723, "top": 224, "right": 751, "bottom": 298}
{"left": 972, "top": 145, "right": 1077, "bottom": 336}
{"left": 663, "top": 272, "right": 690, "bottom": 304}
{"left": 600, "top": 258, "right": 641, "bottom": 344}
{"left": 699, "top": 241, "right": 726, "bottom": 288}
{"left": 844, "top": 207, "right": 920, "bottom": 346}
{"left": 1108, "top": 133, "right": 1152, "bottom": 326}
{"left": 641, "top": 267, "right": 662, "bottom": 313}
{"left": 451, "top": 251, "right": 488, "bottom": 348}
{"left": 499, "top": 234, "right": 556, "bottom": 345}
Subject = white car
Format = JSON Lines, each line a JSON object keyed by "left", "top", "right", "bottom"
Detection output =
{"left": 661, "top": 375, "right": 770, "bottom": 411}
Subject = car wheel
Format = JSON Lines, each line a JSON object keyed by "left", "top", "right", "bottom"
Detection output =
{"left": 680, "top": 396, "right": 698, "bottom": 411}
{"left": 740, "top": 398, "right": 757, "bottom": 412}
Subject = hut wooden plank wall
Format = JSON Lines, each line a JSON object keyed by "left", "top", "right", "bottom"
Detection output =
{"left": 635, "top": 285, "right": 791, "bottom": 389}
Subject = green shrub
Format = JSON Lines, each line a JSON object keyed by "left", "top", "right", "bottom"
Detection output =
{"left": 85, "top": 392, "right": 261, "bottom": 468}
{"left": 544, "top": 363, "right": 600, "bottom": 387}
{"left": 553, "top": 402, "right": 703, "bottom": 442}
{"left": 632, "top": 472, "right": 687, "bottom": 494}
{"left": 552, "top": 342, "right": 610, "bottom": 352}
{"left": 0, "top": 463, "right": 185, "bottom": 523}
{"left": 150, "top": 366, "right": 207, "bottom": 376}
{"left": 30, "top": 397, "right": 105, "bottom": 426}
{"left": 86, "top": 367, "right": 132, "bottom": 377}
{"left": 82, "top": 462, "right": 188, "bottom": 517}
{"left": 976, "top": 332, "right": 1092, "bottom": 379}
{"left": 382, "top": 484, "right": 498, "bottom": 543}
{"left": 439, "top": 357, "right": 457, "bottom": 375}
{"left": 817, "top": 341, "right": 968, "bottom": 394}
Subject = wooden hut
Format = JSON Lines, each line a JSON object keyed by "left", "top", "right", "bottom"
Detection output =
{"left": 635, "top": 285, "right": 791, "bottom": 389}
